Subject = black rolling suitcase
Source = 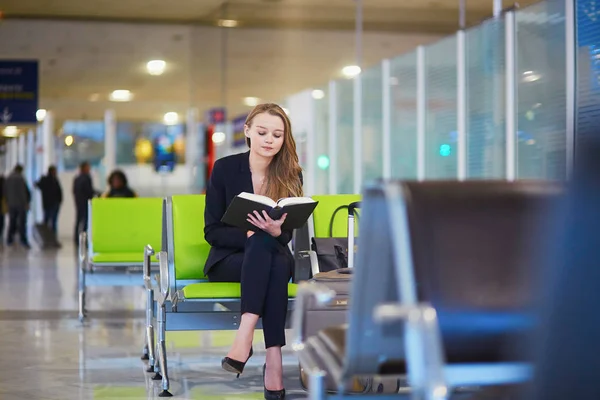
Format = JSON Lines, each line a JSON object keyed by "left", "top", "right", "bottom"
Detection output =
{"left": 32, "top": 223, "right": 60, "bottom": 249}
{"left": 299, "top": 202, "right": 400, "bottom": 394}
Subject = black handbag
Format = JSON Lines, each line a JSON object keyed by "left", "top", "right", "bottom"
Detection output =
{"left": 311, "top": 204, "right": 359, "bottom": 273}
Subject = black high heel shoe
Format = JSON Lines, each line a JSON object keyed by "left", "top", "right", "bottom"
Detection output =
{"left": 263, "top": 363, "right": 286, "bottom": 400}
{"left": 221, "top": 347, "right": 254, "bottom": 378}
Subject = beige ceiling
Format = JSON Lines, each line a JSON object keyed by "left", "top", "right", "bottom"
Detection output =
{"left": 3, "top": 0, "right": 537, "bottom": 33}
{"left": 0, "top": 0, "right": 539, "bottom": 126}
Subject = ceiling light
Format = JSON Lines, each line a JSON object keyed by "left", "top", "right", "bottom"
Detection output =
{"left": 147, "top": 60, "right": 166, "bottom": 76}
{"left": 64, "top": 135, "right": 74, "bottom": 147}
{"left": 36, "top": 109, "right": 47, "bottom": 122}
{"left": 212, "top": 131, "right": 226, "bottom": 144}
{"left": 3, "top": 126, "right": 18, "bottom": 137}
{"left": 217, "top": 19, "right": 238, "bottom": 28}
{"left": 312, "top": 89, "right": 325, "bottom": 100}
{"left": 341, "top": 65, "right": 361, "bottom": 78}
{"left": 243, "top": 97, "right": 260, "bottom": 107}
{"left": 89, "top": 93, "right": 100, "bottom": 102}
{"left": 163, "top": 112, "right": 179, "bottom": 125}
{"left": 110, "top": 90, "right": 133, "bottom": 102}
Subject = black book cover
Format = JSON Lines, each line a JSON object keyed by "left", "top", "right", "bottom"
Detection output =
{"left": 221, "top": 195, "right": 318, "bottom": 232}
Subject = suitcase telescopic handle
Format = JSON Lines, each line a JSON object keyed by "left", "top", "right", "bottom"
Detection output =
{"left": 348, "top": 201, "right": 361, "bottom": 216}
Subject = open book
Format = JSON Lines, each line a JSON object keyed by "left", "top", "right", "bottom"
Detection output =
{"left": 221, "top": 192, "right": 318, "bottom": 232}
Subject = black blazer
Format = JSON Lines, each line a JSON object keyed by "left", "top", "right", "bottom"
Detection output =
{"left": 203, "top": 151, "right": 301, "bottom": 275}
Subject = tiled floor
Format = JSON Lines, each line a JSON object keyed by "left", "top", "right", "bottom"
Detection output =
{"left": 0, "top": 243, "right": 306, "bottom": 399}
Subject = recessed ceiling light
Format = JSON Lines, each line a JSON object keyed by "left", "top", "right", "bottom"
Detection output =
{"left": 217, "top": 19, "right": 238, "bottom": 28}
{"left": 3, "top": 126, "right": 18, "bottom": 137}
{"left": 110, "top": 90, "right": 133, "bottom": 102}
{"left": 312, "top": 89, "right": 325, "bottom": 100}
{"left": 147, "top": 60, "right": 166, "bottom": 76}
{"left": 212, "top": 131, "right": 226, "bottom": 144}
{"left": 163, "top": 112, "right": 179, "bottom": 125}
{"left": 243, "top": 97, "right": 260, "bottom": 107}
{"left": 64, "top": 135, "right": 74, "bottom": 147}
{"left": 341, "top": 65, "right": 361, "bottom": 78}
{"left": 36, "top": 109, "right": 47, "bottom": 122}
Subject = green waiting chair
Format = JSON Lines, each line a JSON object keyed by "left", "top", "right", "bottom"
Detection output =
{"left": 78, "top": 197, "right": 163, "bottom": 323}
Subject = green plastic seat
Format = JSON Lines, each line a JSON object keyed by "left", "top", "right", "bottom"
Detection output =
{"left": 90, "top": 197, "right": 163, "bottom": 264}
{"left": 181, "top": 282, "right": 298, "bottom": 299}
{"left": 171, "top": 195, "right": 298, "bottom": 299}
{"left": 312, "top": 194, "right": 361, "bottom": 238}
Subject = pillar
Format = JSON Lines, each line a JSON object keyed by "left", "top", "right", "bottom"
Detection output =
{"left": 26, "top": 129, "right": 35, "bottom": 187}
{"left": 186, "top": 108, "right": 201, "bottom": 192}
{"left": 42, "top": 111, "right": 55, "bottom": 172}
{"left": 18, "top": 133, "right": 26, "bottom": 166}
{"left": 104, "top": 109, "right": 117, "bottom": 176}
{"left": 10, "top": 138, "right": 18, "bottom": 170}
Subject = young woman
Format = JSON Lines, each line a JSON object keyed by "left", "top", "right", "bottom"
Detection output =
{"left": 204, "top": 103, "right": 303, "bottom": 399}
{"left": 102, "top": 170, "right": 136, "bottom": 198}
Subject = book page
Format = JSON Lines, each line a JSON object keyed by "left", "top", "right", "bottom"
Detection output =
{"left": 238, "top": 192, "right": 277, "bottom": 207}
{"left": 277, "top": 197, "right": 316, "bottom": 208}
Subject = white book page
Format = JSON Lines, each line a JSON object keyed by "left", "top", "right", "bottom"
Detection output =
{"left": 238, "top": 192, "right": 277, "bottom": 207}
{"left": 277, "top": 197, "right": 316, "bottom": 208}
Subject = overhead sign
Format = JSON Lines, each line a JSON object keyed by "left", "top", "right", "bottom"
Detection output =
{"left": 0, "top": 60, "right": 39, "bottom": 125}
{"left": 232, "top": 114, "right": 247, "bottom": 148}
{"left": 206, "top": 107, "right": 226, "bottom": 125}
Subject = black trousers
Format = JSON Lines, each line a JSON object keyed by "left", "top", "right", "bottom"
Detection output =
{"left": 74, "top": 207, "right": 88, "bottom": 243}
{"left": 0, "top": 212, "right": 4, "bottom": 240}
{"left": 208, "top": 231, "right": 294, "bottom": 349}
{"left": 7, "top": 207, "right": 28, "bottom": 245}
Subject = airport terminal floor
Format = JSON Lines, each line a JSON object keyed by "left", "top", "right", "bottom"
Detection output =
{"left": 0, "top": 244, "right": 305, "bottom": 400}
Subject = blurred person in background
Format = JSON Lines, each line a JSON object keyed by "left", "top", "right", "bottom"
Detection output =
{"left": 35, "top": 165, "right": 63, "bottom": 236}
{"left": 3, "top": 164, "right": 31, "bottom": 248}
{"left": 0, "top": 173, "right": 5, "bottom": 244}
{"left": 73, "top": 161, "right": 96, "bottom": 244}
{"left": 102, "top": 170, "right": 136, "bottom": 198}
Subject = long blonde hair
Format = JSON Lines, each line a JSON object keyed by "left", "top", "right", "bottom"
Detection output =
{"left": 245, "top": 103, "right": 303, "bottom": 200}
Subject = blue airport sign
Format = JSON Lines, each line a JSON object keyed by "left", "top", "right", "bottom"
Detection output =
{"left": 0, "top": 60, "right": 39, "bottom": 125}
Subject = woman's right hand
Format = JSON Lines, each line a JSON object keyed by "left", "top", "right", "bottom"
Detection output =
{"left": 247, "top": 231, "right": 255, "bottom": 238}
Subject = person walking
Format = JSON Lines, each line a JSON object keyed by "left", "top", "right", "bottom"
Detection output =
{"left": 35, "top": 165, "right": 63, "bottom": 236}
{"left": 3, "top": 164, "right": 31, "bottom": 248}
{"left": 72, "top": 161, "right": 95, "bottom": 244}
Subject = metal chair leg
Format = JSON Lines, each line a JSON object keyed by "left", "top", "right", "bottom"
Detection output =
{"left": 157, "top": 303, "right": 172, "bottom": 397}
{"left": 78, "top": 232, "right": 87, "bottom": 323}
{"left": 143, "top": 288, "right": 156, "bottom": 367}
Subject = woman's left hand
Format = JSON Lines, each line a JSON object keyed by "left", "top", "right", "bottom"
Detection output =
{"left": 247, "top": 211, "right": 287, "bottom": 237}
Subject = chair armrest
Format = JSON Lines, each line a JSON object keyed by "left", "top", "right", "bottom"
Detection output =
{"left": 156, "top": 251, "right": 170, "bottom": 305}
{"left": 291, "top": 282, "right": 337, "bottom": 351}
{"left": 374, "top": 303, "right": 448, "bottom": 400}
{"left": 143, "top": 245, "right": 155, "bottom": 290}
{"left": 298, "top": 250, "right": 320, "bottom": 278}
{"left": 78, "top": 231, "right": 88, "bottom": 269}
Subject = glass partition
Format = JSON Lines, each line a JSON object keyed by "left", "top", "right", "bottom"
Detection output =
{"left": 466, "top": 19, "right": 506, "bottom": 179}
{"left": 61, "top": 121, "right": 104, "bottom": 171}
{"left": 516, "top": 0, "right": 567, "bottom": 179}
{"left": 425, "top": 36, "right": 458, "bottom": 179}
{"left": 390, "top": 52, "right": 418, "bottom": 180}
{"left": 361, "top": 64, "right": 384, "bottom": 184}
{"left": 313, "top": 86, "right": 330, "bottom": 195}
{"left": 335, "top": 78, "right": 354, "bottom": 194}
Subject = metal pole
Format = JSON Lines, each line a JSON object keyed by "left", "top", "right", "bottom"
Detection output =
{"left": 457, "top": 30, "right": 467, "bottom": 181}
{"left": 353, "top": 0, "right": 363, "bottom": 194}
{"left": 493, "top": 0, "right": 502, "bottom": 18}
{"left": 416, "top": 46, "right": 426, "bottom": 181}
{"left": 505, "top": 11, "right": 516, "bottom": 181}
{"left": 460, "top": 0, "right": 467, "bottom": 29}
{"left": 328, "top": 81, "right": 337, "bottom": 194}
{"left": 382, "top": 59, "right": 391, "bottom": 179}
{"left": 565, "top": 0, "right": 576, "bottom": 179}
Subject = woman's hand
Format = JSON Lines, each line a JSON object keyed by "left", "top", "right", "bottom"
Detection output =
{"left": 247, "top": 231, "right": 255, "bottom": 238}
{"left": 247, "top": 210, "right": 287, "bottom": 237}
